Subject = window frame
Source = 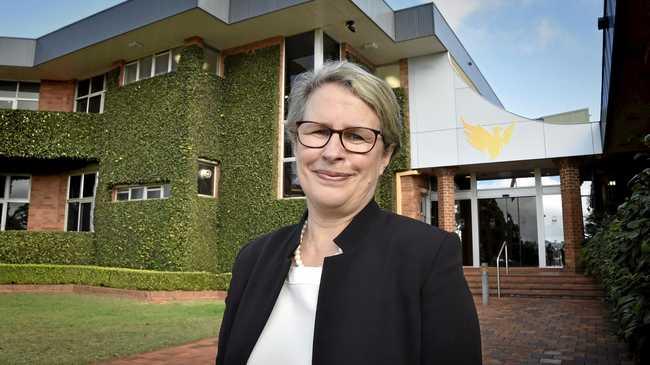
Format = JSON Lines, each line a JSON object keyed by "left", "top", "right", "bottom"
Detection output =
{"left": 64, "top": 172, "right": 98, "bottom": 232}
{"left": 113, "top": 183, "right": 171, "bottom": 202}
{"left": 0, "top": 174, "right": 31, "bottom": 231}
{"left": 197, "top": 159, "right": 219, "bottom": 198}
{"left": 74, "top": 74, "right": 106, "bottom": 114}
{"left": 0, "top": 81, "right": 40, "bottom": 111}
{"left": 123, "top": 50, "right": 173, "bottom": 85}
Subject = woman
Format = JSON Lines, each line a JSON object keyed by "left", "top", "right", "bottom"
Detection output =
{"left": 216, "top": 62, "right": 481, "bottom": 365}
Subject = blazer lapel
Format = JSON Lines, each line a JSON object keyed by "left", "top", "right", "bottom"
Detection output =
{"left": 225, "top": 218, "right": 303, "bottom": 364}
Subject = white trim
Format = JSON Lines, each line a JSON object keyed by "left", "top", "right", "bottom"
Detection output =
{"left": 0, "top": 174, "right": 31, "bottom": 231}
{"left": 74, "top": 74, "right": 106, "bottom": 113}
{"left": 65, "top": 172, "right": 97, "bottom": 232}
{"left": 314, "top": 29, "right": 324, "bottom": 70}
{"left": 535, "top": 169, "right": 547, "bottom": 267}
{"left": 0, "top": 81, "right": 39, "bottom": 110}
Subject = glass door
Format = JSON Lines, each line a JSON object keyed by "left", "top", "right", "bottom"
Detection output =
{"left": 478, "top": 196, "right": 539, "bottom": 267}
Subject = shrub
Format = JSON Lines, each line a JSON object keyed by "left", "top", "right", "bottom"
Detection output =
{"left": 0, "top": 264, "right": 231, "bottom": 291}
{"left": 583, "top": 135, "right": 650, "bottom": 361}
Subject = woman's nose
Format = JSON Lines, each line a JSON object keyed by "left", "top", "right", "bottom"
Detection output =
{"left": 321, "top": 132, "right": 346, "bottom": 160}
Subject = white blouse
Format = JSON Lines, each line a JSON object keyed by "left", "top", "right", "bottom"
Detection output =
{"left": 247, "top": 247, "right": 342, "bottom": 365}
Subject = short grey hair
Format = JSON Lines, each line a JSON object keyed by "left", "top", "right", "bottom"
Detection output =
{"left": 286, "top": 61, "right": 402, "bottom": 156}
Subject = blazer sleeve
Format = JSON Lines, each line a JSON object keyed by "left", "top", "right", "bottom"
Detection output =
{"left": 420, "top": 232, "right": 482, "bottom": 364}
{"left": 216, "top": 242, "right": 253, "bottom": 365}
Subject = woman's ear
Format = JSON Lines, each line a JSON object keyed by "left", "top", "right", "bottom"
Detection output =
{"left": 379, "top": 144, "right": 396, "bottom": 175}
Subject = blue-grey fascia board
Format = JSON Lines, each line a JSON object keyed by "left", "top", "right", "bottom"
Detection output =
{"left": 394, "top": 3, "right": 502, "bottom": 107}
{"left": 34, "top": 0, "right": 200, "bottom": 65}
{"left": 0, "top": 37, "right": 36, "bottom": 67}
{"left": 430, "top": 4, "right": 503, "bottom": 107}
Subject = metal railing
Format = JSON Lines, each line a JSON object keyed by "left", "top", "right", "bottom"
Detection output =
{"left": 496, "top": 240, "right": 509, "bottom": 298}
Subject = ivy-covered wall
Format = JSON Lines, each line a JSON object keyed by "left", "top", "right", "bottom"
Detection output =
{"left": 0, "top": 43, "right": 409, "bottom": 275}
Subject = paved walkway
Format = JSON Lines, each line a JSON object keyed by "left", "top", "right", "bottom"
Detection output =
{"left": 99, "top": 297, "right": 634, "bottom": 365}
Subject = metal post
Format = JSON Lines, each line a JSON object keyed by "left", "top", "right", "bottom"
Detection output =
{"left": 481, "top": 263, "right": 489, "bottom": 305}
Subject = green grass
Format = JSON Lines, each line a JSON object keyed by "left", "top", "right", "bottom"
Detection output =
{"left": 0, "top": 293, "right": 225, "bottom": 364}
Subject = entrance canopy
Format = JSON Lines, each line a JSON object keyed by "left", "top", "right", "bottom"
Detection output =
{"left": 408, "top": 52, "right": 603, "bottom": 169}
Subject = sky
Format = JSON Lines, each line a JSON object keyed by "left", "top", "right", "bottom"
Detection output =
{"left": 0, "top": 0, "right": 603, "bottom": 121}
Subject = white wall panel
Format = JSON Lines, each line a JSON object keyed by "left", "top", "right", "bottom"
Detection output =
{"left": 408, "top": 53, "right": 456, "bottom": 133}
{"left": 544, "top": 123, "right": 597, "bottom": 157}
{"left": 413, "top": 130, "right": 459, "bottom": 168}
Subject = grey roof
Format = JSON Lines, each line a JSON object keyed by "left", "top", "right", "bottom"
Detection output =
{"left": 0, "top": 0, "right": 501, "bottom": 107}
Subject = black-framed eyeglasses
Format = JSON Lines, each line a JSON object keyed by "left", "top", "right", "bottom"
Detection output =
{"left": 296, "top": 121, "right": 382, "bottom": 154}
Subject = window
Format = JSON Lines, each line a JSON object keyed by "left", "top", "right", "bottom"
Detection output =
{"left": 114, "top": 184, "right": 170, "bottom": 202}
{"left": 0, "top": 81, "right": 39, "bottom": 111}
{"left": 198, "top": 160, "right": 219, "bottom": 197}
{"left": 123, "top": 50, "right": 173, "bottom": 85}
{"left": 66, "top": 172, "right": 97, "bottom": 232}
{"left": 477, "top": 172, "right": 536, "bottom": 190}
{"left": 75, "top": 74, "right": 106, "bottom": 113}
{"left": 0, "top": 175, "right": 30, "bottom": 231}
{"left": 203, "top": 47, "right": 221, "bottom": 75}
{"left": 281, "top": 31, "right": 341, "bottom": 198}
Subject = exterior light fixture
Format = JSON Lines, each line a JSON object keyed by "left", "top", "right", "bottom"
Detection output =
{"left": 128, "top": 41, "right": 143, "bottom": 48}
{"left": 199, "top": 168, "right": 213, "bottom": 179}
{"left": 362, "top": 42, "right": 378, "bottom": 49}
{"left": 345, "top": 20, "right": 356, "bottom": 33}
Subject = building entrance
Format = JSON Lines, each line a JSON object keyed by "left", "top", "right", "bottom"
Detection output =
{"left": 478, "top": 196, "right": 539, "bottom": 267}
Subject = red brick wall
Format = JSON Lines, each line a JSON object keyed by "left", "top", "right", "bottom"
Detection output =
{"left": 38, "top": 80, "right": 75, "bottom": 112}
{"left": 399, "top": 173, "right": 427, "bottom": 221}
{"left": 27, "top": 174, "right": 68, "bottom": 231}
{"left": 559, "top": 158, "right": 584, "bottom": 272}
{"left": 435, "top": 167, "right": 456, "bottom": 232}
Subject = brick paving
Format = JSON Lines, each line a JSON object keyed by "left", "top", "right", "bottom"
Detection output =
{"left": 99, "top": 297, "right": 634, "bottom": 365}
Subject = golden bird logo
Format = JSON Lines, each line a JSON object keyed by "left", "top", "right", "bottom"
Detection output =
{"left": 461, "top": 117, "right": 515, "bottom": 159}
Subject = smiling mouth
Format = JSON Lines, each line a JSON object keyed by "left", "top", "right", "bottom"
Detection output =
{"left": 313, "top": 170, "right": 353, "bottom": 181}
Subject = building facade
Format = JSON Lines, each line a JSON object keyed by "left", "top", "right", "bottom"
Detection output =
{"left": 0, "top": 0, "right": 603, "bottom": 274}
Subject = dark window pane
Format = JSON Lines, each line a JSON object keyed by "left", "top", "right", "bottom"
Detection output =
{"left": 125, "top": 63, "right": 137, "bottom": 84}
{"left": 0, "top": 176, "right": 5, "bottom": 198}
{"left": 82, "top": 173, "right": 96, "bottom": 198}
{"left": 154, "top": 53, "right": 169, "bottom": 75}
{"left": 284, "top": 130, "right": 294, "bottom": 157}
{"left": 69, "top": 175, "right": 81, "bottom": 199}
{"left": 76, "top": 98, "right": 88, "bottom": 113}
{"left": 163, "top": 184, "right": 171, "bottom": 198}
{"left": 283, "top": 161, "right": 303, "bottom": 197}
{"left": 0, "top": 100, "right": 12, "bottom": 109}
{"left": 9, "top": 176, "right": 29, "bottom": 199}
{"left": 67, "top": 202, "right": 79, "bottom": 231}
{"left": 0, "top": 80, "right": 17, "bottom": 98}
{"left": 77, "top": 79, "right": 90, "bottom": 97}
{"left": 80, "top": 202, "right": 92, "bottom": 231}
{"left": 324, "top": 33, "right": 340, "bottom": 62}
{"left": 116, "top": 191, "right": 129, "bottom": 201}
{"left": 18, "top": 82, "right": 40, "bottom": 99}
{"left": 88, "top": 95, "right": 102, "bottom": 113}
{"left": 285, "top": 31, "right": 314, "bottom": 119}
{"left": 16, "top": 100, "right": 38, "bottom": 110}
{"left": 198, "top": 163, "right": 215, "bottom": 196}
{"left": 147, "top": 188, "right": 161, "bottom": 199}
{"left": 131, "top": 187, "right": 144, "bottom": 200}
{"left": 90, "top": 75, "right": 104, "bottom": 93}
{"left": 139, "top": 56, "right": 152, "bottom": 79}
{"left": 6, "top": 202, "right": 29, "bottom": 230}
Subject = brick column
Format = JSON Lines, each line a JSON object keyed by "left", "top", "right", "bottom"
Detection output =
{"left": 27, "top": 174, "right": 68, "bottom": 231}
{"left": 38, "top": 80, "right": 75, "bottom": 112}
{"left": 559, "top": 158, "right": 584, "bottom": 272}
{"left": 399, "top": 172, "right": 428, "bottom": 221}
{"left": 435, "top": 167, "right": 456, "bottom": 233}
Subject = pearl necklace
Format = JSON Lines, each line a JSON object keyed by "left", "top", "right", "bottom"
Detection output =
{"left": 294, "top": 222, "right": 307, "bottom": 267}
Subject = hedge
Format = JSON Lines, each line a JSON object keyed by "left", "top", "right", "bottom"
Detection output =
{"left": 583, "top": 136, "right": 650, "bottom": 361}
{"left": 0, "top": 264, "right": 231, "bottom": 291}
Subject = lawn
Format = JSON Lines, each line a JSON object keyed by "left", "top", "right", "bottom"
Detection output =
{"left": 0, "top": 293, "right": 225, "bottom": 364}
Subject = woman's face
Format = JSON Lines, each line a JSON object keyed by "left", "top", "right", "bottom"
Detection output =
{"left": 295, "top": 83, "right": 393, "bottom": 215}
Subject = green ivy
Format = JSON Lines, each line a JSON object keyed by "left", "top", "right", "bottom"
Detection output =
{"left": 0, "top": 232, "right": 95, "bottom": 265}
{"left": 0, "top": 263, "right": 230, "bottom": 291}
{"left": 0, "top": 43, "right": 408, "bottom": 277}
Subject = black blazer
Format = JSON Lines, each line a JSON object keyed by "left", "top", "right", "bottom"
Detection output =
{"left": 216, "top": 200, "right": 481, "bottom": 365}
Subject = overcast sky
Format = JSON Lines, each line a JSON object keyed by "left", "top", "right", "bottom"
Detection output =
{"left": 0, "top": 0, "right": 603, "bottom": 121}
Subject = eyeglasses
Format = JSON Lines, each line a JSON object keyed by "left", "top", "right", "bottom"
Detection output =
{"left": 296, "top": 121, "right": 382, "bottom": 154}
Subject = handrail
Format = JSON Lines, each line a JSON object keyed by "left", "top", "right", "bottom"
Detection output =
{"left": 496, "top": 240, "right": 509, "bottom": 298}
